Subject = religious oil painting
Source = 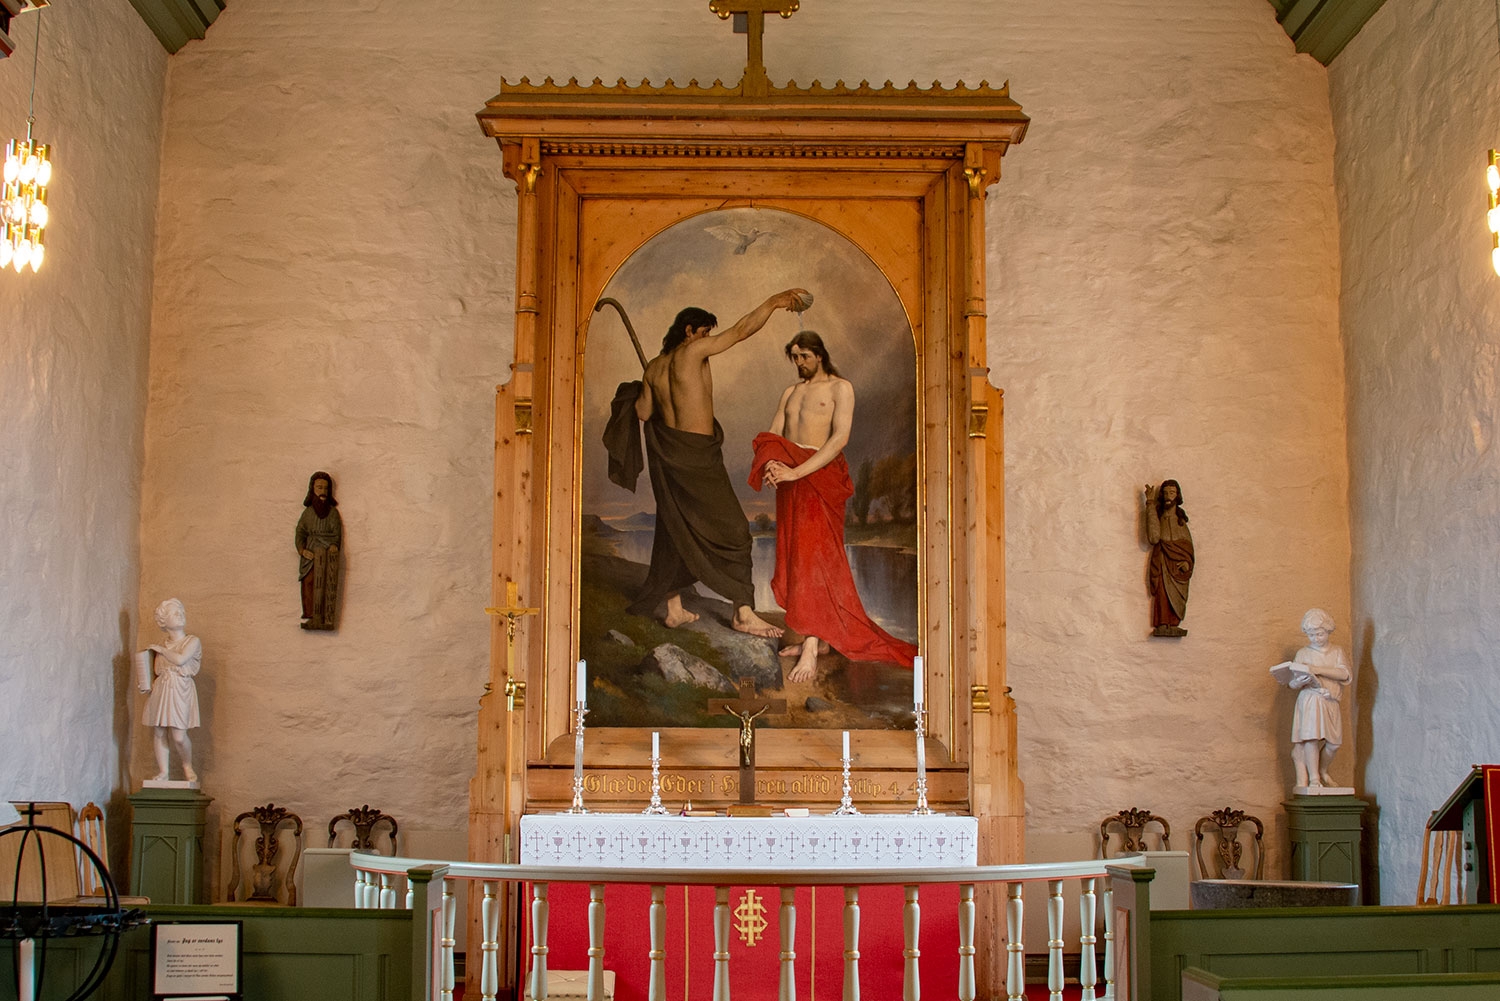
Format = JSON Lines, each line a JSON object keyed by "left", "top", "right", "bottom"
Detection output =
{"left": 581, "top": 206, "right": 919, "bottom": 732}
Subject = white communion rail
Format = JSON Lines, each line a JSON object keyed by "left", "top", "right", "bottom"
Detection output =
{"left": 350, "top": 852, "right": 1146, "bottom": 1001}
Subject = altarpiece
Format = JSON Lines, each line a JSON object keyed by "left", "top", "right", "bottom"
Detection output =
{"left": 469, "top": 4, "right": 1028, "bottom": 992}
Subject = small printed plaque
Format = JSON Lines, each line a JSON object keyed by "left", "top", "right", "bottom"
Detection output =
{"left": 151, "top": 921, "right": 242, "bottom": 1000}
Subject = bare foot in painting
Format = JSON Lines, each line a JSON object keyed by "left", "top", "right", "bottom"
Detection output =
{"left": 787, "top": 636, "right": 822, "bottom": 683}
{"left": 779, "top": 639, "right": 830, "bottom": 658}
{"left": 732, "top": 606, "right": 783, "bottom": 638}
{"left": 663, "top": 594, "right": 699, "bottom": 628}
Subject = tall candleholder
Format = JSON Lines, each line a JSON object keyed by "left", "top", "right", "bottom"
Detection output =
{"left": 833, "top": 749, "right": 860, "bottom": 815}
{"left": 912, "top": 703, "right": 933, "bottom": 815}
{"left": 643, "top": 749, "right": 668, "bottom": 815}
{"left": 568, "top": 704, "right": 590, "bottom": 814}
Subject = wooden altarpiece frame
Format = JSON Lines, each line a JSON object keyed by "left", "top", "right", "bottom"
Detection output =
{"left": 471, "top": 29, "right": 1027, "bottom": 993}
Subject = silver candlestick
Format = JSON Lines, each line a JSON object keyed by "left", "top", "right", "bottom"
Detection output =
{"left": 568, "top": 704, "right": 590, "bottom": 814}
{"left": 833, "top": 749, "right": 860, "bottom": 815}
{"left": 643, "top": 749, "right": 668, "bottom": 815}
{"left": 912, "top": 703, "right": 933, "bottom": 815}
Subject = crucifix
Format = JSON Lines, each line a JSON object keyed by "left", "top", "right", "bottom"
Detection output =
{"left": 484, "top": 580, "right": 539, "bottom": 860}
{"left": 708, "top": 677, "right": 787, "bottom": 808}
{"left": 709, "top": 0, "right": 800, "bottom": 97}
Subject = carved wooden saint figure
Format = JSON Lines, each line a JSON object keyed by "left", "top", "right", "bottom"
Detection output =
{"left": 1143, "top": 479, "right": 1194, "bottom": 637}
{"left": 296, "top": 470, "right": 342, "bottom": 630}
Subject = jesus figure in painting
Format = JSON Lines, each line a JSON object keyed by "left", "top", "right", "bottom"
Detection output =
{"left": 751, "top": 331, "right": 919, "bottom": 682}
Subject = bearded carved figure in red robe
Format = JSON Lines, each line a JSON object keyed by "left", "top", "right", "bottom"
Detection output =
{"left": 751, "top": 331, "right": 918, "bottom": 682}
{"left": 1144, "top": 479, "right": 1194, "bottom": 637}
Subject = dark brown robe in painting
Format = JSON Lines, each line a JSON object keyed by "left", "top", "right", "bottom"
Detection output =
{"left": 625, "top": 416, "right": 756, "bottom": 616}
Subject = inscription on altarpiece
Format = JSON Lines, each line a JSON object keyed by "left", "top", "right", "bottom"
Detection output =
{"left": 528, "top": 768, "right": 967, "bottom": 809}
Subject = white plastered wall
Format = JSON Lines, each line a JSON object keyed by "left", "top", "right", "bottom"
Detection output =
{"left": 0, "top": 0, "right": 165, "bottom": 871}
{"left": 137, "top": 0, "right": 1351, "bottom": 894}
{"left": 1329, "top": 0, "right": 1500, "bottom": 904}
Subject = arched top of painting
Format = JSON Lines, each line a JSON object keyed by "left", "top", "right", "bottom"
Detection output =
{"left": 582, "top": 205, "right": 916, "bottom": 365}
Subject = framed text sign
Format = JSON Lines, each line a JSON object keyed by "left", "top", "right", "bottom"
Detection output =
{"left": 150, "top": 920, "right": 242, "bottom": 1001}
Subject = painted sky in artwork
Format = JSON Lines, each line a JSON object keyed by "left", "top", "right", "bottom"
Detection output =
{"left": 581, "top": 206, "right": 916, "bottom": 521}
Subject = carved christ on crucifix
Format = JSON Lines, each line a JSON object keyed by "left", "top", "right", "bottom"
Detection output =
{"left": 708, "top": 678, "right": 787, "bottom": 804}
{"left": 710, "top": 0, "right": 799, "bottom": 96}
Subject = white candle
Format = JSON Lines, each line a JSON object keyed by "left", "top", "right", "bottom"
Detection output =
{"left": 913, "top": 655, "right": 923, "bottom": 705}
{"left": 18, "top": 938, "right": 34, "bottom": 1001}
{"left": 842, "top": 730, "right": 850, "bottom": 760}
{"left": 652, "top": 731, "right": 660, "bottom": 758}
{"left": 577, "top": 659, "right": 587, "bottom": 707}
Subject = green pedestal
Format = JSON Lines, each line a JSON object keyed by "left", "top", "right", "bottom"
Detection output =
{"left": 129, "top": 787, "right": 212, "bottom": 904}
{"left": 1284, "top": 793, "right": 1368, "bottom": 897}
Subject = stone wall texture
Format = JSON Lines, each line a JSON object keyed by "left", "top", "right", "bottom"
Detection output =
{"left": 0, "top": 0, "right": 164, "bottom": 854}
{"left": 136, "top": 0, "right": 1353, "bottom": 892}
{"left": 1330, "top": 0, "right": 1500, "bottom": 904}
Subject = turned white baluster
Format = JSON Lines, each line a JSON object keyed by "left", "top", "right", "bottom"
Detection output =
{"left": 1047, "top": 879, "right": 1064, "bottom": 1001}
{"left": 588, "top": 884, "right": 607, "bottom": 1001}
{"left": 530, "top": 882, "right": 550, "bottom": 1001}
{"left": 440, "top": 877, "right": 457, "bottom": 1001}
{"left": 713, "top": 886, "right": 732, "bottom": 1001}
{"left": 481, "top": 880, "right": 501, "bottom": 1001}
{"left": 779, "top": 887, "right": 797, "bottom": 1001}
{"left": 379, "top": 872, "right": 396, "bottom": 910}
{"left": 354, "top": 869, "right": 368, "bottom": 908}
{"left": 648, "top": 884, "right": 666, "bottom": 1001}
{"left": 1005, "top": 881, "right": 1024, "bottom": 1001}
{"left": 1079, "top": 877, "right": 1099, "bottom": 999}
{"left": 1103, "top": 882, "right": 1115, "bottom": 1001}
{"left": 957, "top": 884, "right": 976, "bottom": 1001}
{"left": 902, "top": 885, "right": 920, "bottom": 1001}
{"left": 405, "top": 877, "right": 414, "bottom": 910}
{"left": 842, "top": 886, "right": 861, "bottom": 1001}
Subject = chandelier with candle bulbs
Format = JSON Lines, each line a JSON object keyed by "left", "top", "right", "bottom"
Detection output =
{"left": 2, "top": 1, "right": 50, "bottom": 274}
{"left": 2, "top": 133, "right": 49, "bottom": 272}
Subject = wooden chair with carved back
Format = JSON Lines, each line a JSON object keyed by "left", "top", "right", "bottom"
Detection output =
{"left": 1100, "top": 807, "right": 1172, "bottom": 857}
{"left": 1193, "top": 806, "right": 1265, "bottom": 880}
{"left": 226, "top": 803, "right": 303, "bottom": 905}
{"left": 327, "top": 805, "right": 398, "bottom": 855}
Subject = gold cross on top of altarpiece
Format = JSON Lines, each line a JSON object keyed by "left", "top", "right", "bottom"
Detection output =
{"left": 710, "top": 0, "right": 799, "bottom": 96}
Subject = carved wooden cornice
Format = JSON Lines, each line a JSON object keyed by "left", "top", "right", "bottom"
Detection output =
{"left": 478, "top": 74, "right": 1030, "bottom": 152}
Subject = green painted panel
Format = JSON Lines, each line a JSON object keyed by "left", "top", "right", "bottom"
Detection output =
{"left": 247, "top": 952, "right": 358, "bottom": 999}
{"left": 0, "top": 904, "right": 414, "bottom": 1001}
{"left": 1188, "top": 967, "right": 1500, "bottom": 1001}
{"left": 1150, "top": 905, "right": 1500, "bottom": 1001}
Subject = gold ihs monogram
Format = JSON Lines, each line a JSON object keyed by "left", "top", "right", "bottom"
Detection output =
{"left": 733, "top": 888, "right": 769, "bottom": 946}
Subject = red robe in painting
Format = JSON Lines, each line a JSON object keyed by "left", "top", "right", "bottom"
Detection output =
{"left": 750, "top": 432, "right": 918, "bottom": 668}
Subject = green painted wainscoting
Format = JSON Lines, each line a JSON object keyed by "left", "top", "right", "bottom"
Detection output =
{"left": 1150, "top": 904, "right": 1500, "bottom": 1001}
{"left": 1183, "top": 967, "right": 1500, "bottom": 1001}
{"left": 1, "top": 904, "right": 415, "bottom": 1001}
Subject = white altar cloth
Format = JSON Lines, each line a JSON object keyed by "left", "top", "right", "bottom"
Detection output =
{"left": 519, "top": 813, "right": 978, "bottom": 869}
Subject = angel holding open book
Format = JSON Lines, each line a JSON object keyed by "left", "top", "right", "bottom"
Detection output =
{"left": 1270, "top": 608, "right": 1352, "bottom": 790}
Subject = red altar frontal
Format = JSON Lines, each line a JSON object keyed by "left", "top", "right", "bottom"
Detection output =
{"left": 531, "top": 882, "right": 961, "bottom": 1001}
{"left": 518, "top": 813, "right": 981, "bottom": 1001}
